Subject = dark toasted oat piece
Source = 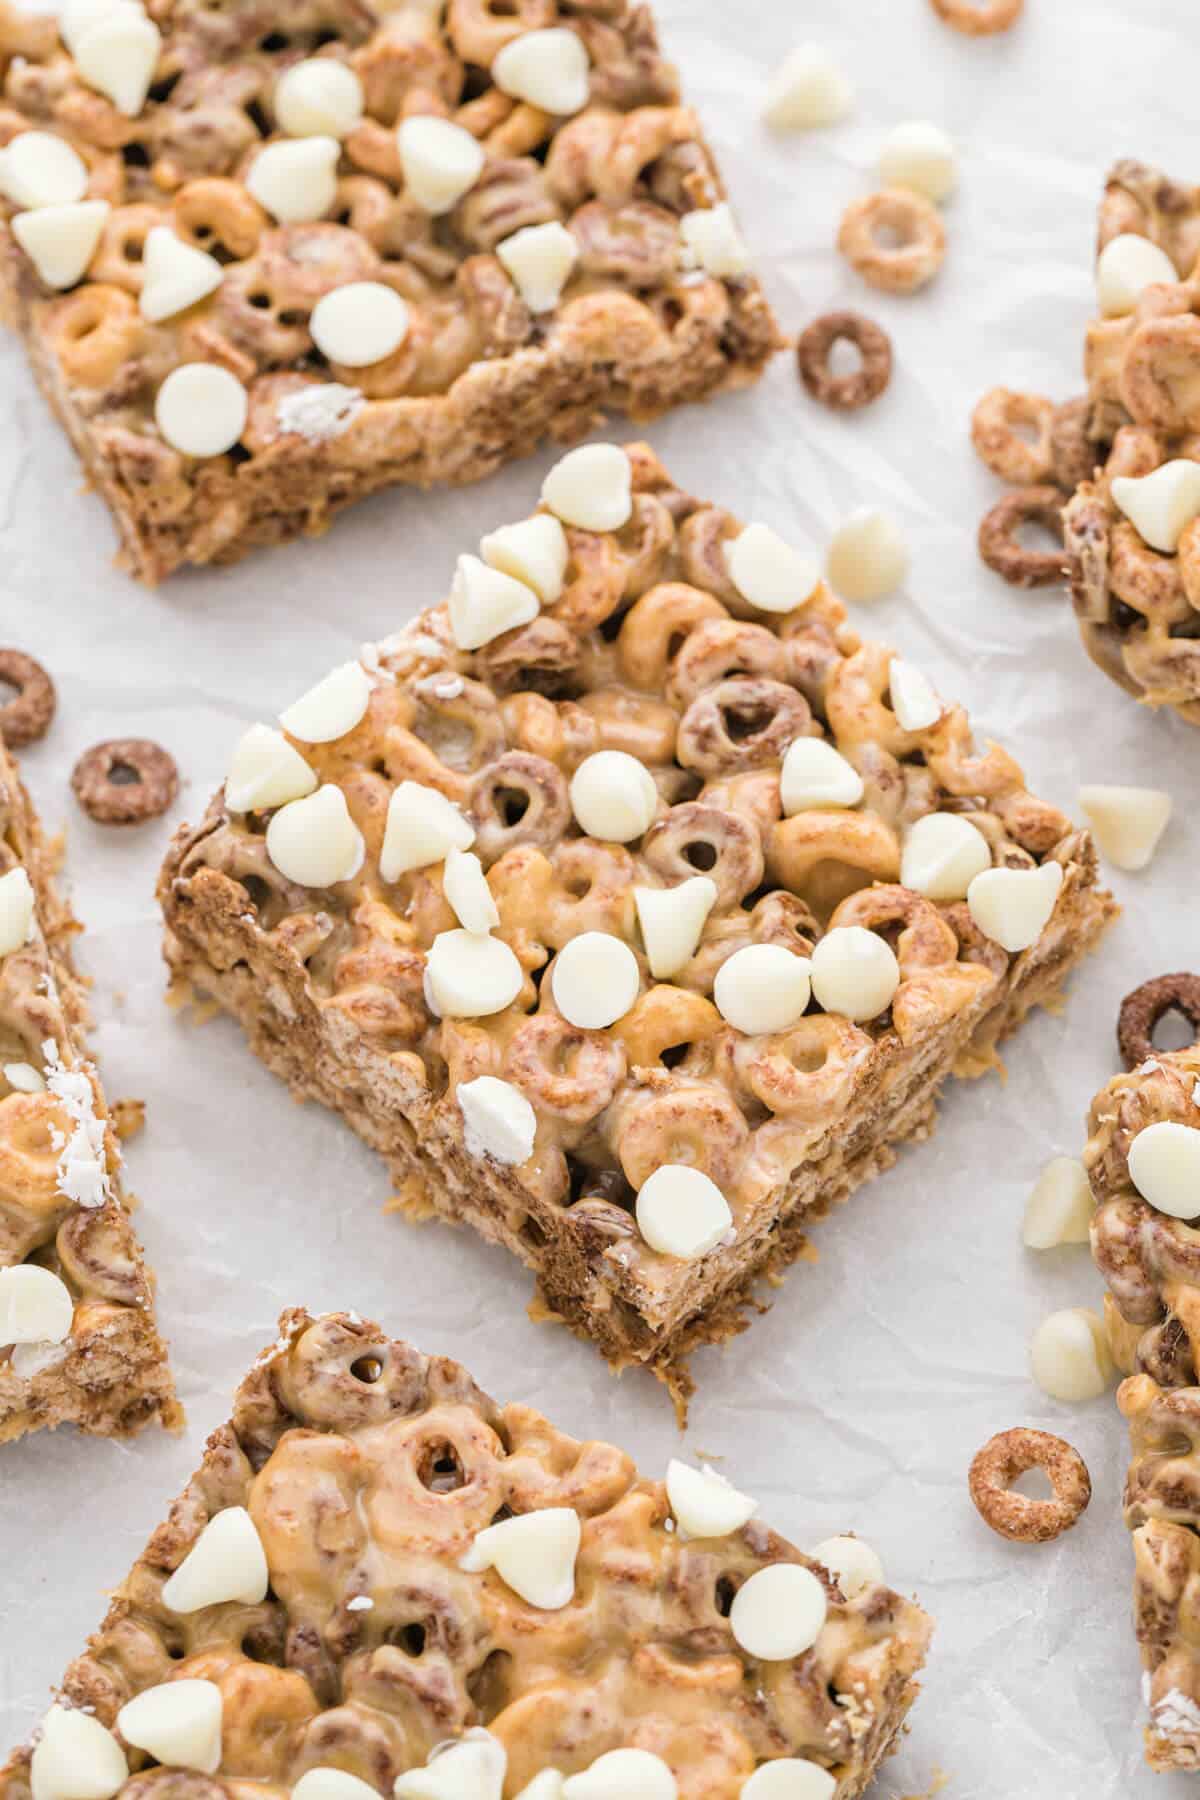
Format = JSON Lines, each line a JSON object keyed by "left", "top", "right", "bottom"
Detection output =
{"left": 1050, "top": 397, "right": 1097, "bottom": 493}
{"left": 969, "top": 1427, "right": 1091, "bottom": 1542}
{"left": 979, "top": 486, "right": 1066, "bottom": 587}
{"left": 0, "top": 650, "right": 55, "bottom": 747}
{"left": 796, "top": 311, "right": 892, "bottom": 411}
{"left": 1118, "top": 973, "right": 1200, "bottom": 1070}
{"left": 72, "top": 738, "right": 178, "bottom": 825}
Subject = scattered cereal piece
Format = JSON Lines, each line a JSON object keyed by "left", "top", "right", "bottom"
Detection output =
{"left": 968, "top": 1427, "right": 1091, "bottom": 1541}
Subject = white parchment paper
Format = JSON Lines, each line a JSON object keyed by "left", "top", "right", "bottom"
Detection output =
{"left": 1, "top": 2, "right": 1196, "bottom": 1793}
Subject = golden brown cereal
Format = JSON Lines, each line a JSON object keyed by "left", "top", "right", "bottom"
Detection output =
{"left": 971, "top": 388, "right": 1055, "bottom": 486}
{"left": 71, "top": 739, "right": 178, "bottom": 825}
{"left": 930, "top": 0, "right": 1024, "bottom": 33}
{"left": 1050, "top": 396, "right": 1097, "bottom": 492}
{"left": 978, "top": 486, "right": 1066, "bottom": 587}
{"left": 1118, "top": 973, "right": 1200, "bottom": 1070}
{"left": 836, "top": 189, "right": 946, "bottom": 295}
{"left": 0, "top": 650, "right": 55, "bottom": 748}
{"left": 968, "top": 1427, "right": 1091, "bottom": 1542}
{"left": 796, "top": 311, "right": 893, "bottom": 410}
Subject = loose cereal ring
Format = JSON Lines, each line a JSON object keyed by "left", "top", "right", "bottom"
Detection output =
{"left": 0, "top": 649, "right": 55, "bottom": 747}
{"left": 970, "top": 388, "right": 1055, "bottom": 486}
{"left": 930, "top": 0, "right": 1024, "bottom": 32}
{"left": 796, "top": 311, "right": 893, "bottom": 411}
{"left": 71, "top": 738, "right": 178, "bottom": 825}
{"left": 837, "top": 190, "right": 946, "bottom": 295}
{"left": 968, "top": 1427, "right": 1091, "bottom": 1543}
{"left": 978, "top": 486, "right": 1066, "bottom": 587}
{"left": 1118, "top": 974, "right": 1200, "bottom": 1071}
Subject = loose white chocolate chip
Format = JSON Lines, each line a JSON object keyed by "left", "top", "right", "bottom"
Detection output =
{"left": 443, "top": 846, "right": 499, "bottom": 933}
{"left": 496, "top": 220, "right": 578, "bottom": 312}
{"left": 310, "top": 282, "right": 410, "bottom": 367}
{"left": 1079, "top": 783, "right": 1171, "bottom": 871}
{"left": 635, "top": 1165, "right": 732, "bottom": 1260}
{"left": 666, "top": 1459, "right": 757, "bottom": 1539}
{"left": 275, "top": 58, "right": 364, "bottom": 138}
{"left": 155, "top": 363, "right": 247, "bottom": 458}
{"left": 74, "top": 6, "right": 160, "bottom": 115}
{"left": 808, "top": 1535, "right": 883, "bottom": 1600}
{"left": 293, "top": 1772, "right": 381, "bottom": 1800}
{"left": 1128, "top": 1121, "right": 1200, "bottom": 1220}
{"left": 425, "top": 929, "right": 522, "bottom": 1018}
{"left": 888, "top": 658, "right": 941, "bottom": 732}
{"left": 541, "top": 444, "right": 632, "bottom": 532}
{"left": 4, "top": 1062, "right": 45, "bottom": 1093}
{"left": 725, "top": 523, "right": 819, "bottom": 615}
{"left": 1029, "top": 1307, "right": 1112, "bottom": 1403}
{"left": 713, "top": 943, "right": 812, "bottom": 1036}
{"left": 826, "top": 508, "right": 910, "bottom": 602}
{"left": 740, "top": 1761, "right": 836, "bottom": 1800}
{"left": 810, "top": 926, "right": 899, "bottom": 1022}
{"left": 394, "top": 1733, "right": 507, "bottom": 1800}
{"left": 635, "top": 877, "right": 717, "bottom": 979}
{"left": 0, "top": 131, "right": 88, "bottom": 209}
{"left": 562, "top": 1751, "right": 677, "bottom": 1800}
{"left": 966, "top": 861, "right": 1063, "bottom": 954}
{"left": 449, "top": 553, "right": 540, "bottom": 651}
{"left": 779, "top": 738, "right": 864, "bottom": 813}
{"left": 514, "top": 1777, "right": 565, "bottom": 1800}
{"left": 1023, "top": 1156, "right": 1094, "bottom": 1249}
{"left": 396, "top": 115, "right": 485, "bottom": 215}
{"left": 879, "top": 121, "right": 957, "bottom": 203}
{"left": 900, "top": 812, "right": 991, "bottom": 902}
{"left": 247, "top": 135, "right": 340, "bottom": 223}
{"left": 460, "top": 1508, "right": 581, "bottom": 1610}
{"left": 139, "top": 226, "right": 222, "bottom": 320}
{"left": 116, "top": 1682, "right": 223, "bottom": 1776}
{"left": 225, "top": 723, "right": 317, "bottom": 813}
{"left": 480, "top": 513, "right": 568, "bottom": 604}
{"left": 380, "top": 782, "right": 474, "bottom": 881}
{"left": 1111, "top": 459, "right": 1200, "bottom": 554}
{"left": 571, "top": 750, "right": 657, "bottom": 842}
{"left": 12, "top": 200, "right": 108, "bottom": 289}
{"left": 30, "top": 1705, "right": 128, "bottom": 1800}
{"left": 552, "top": 930, "right": 640, "bottom": 1028}
{"left": 679, "top": 203, "right": 750, "bottom": 278}
{"left": 280, "top": 660, "right": 371, "bottom": 743}
{"left": 266, "top": 784, "right": 364, "bottom": 888}
{"left": 161, "top": 1506, "right": 269, "bottom": 1613}
{"left": 762, "top": 43, "right": 852, "bottom": 131}
{"left": 729, "top": 1564, "right": 828, "bottom": 1662}
{"left": 458, "top": 1074, "right": 536, "bottom": 1165}
{"left": 0, "top": 866, "right": 36, "bottom": 957}
{"left": 492, "top": 27, "right": 590, "bottom": 114}
{"left": 0, "top": 1264, "right": 74, "bottom": 1346}
{"left": 1096, "top": 232, "right": 1178, "bottom": 318}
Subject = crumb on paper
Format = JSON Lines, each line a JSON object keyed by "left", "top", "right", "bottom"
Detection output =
{"left": 112, "top": 1097, "right": 146, "bottom": 1141}
{"left": 890, "top": 1770, "right": 949, "bottom": 1800}
{"left": 385, "top": 1175, "right": 436, "bottom": 1221}
{"left": 274, "top": 383, "right": 364, "bottom": 445}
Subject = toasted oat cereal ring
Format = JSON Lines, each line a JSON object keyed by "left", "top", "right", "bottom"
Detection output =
{"left": 71, "top": 738, "right": 178, "bottom": 825}
{"left": 968, "top": 1427, "right": 1091, "bottom": 1543}
{"left": 796, "top": 311, "right": 893, "bottom": 411}
{"left": 978, "top": 486, "right": 1065, "bottom": 588}
{"left": 970, "top": 388, "right": 1055, "bottom": 485}
{"left": 1050, "top": 396, "right": 1097, "bottom": 494}
{"left": 0, "top": 650, "right": 55, "bottom": 747}
{"left": 1118, "top": 973, "right": 1200, "bottom": 1070}
{"left": 836, "top": 189, "right": 946, "bottom": 295}
{"left": 930, "top": 0, "right": 1023, "bottom": 33}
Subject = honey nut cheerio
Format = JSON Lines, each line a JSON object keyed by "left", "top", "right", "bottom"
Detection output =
{"left": 0, "top": 1309, "right": 935, "bottom": 1800}
{"left": 159, "top": 443, "right": 1116, "bottom": 1393}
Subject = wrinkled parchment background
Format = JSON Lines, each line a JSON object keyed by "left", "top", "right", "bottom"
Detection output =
{"left": 1, "top": 2, "right": 1197, "bottom": 1794}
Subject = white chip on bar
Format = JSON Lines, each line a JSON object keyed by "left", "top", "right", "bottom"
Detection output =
{"left": 1079, "top": 783, "right": 1171, "bottom": 871}
{"left": 679, "top": 203, "right": 750, "bottom": 278}
{"left": 666, "top": 1458, "right": 757, "bottom": 1539}
{"left": 513, "top": 1776, "right": 565, "bottom": 1800}
{"left": 808, "top": 1534, "right": 883, "bottom": 1599}
{"left": 443, "top": 845, "right": 499, "bottom": 933}
{"left": 225, "top": 724, "right": 317, "bottom": 813}
{"left": 1096, "top": 232, "right": 1178, "bottom": 317}
{"left": 713, "top": 943, "right": 812, "bottom": 1035}
{"left": 29, "top": 1704, "right": 128, "bottom": 1800}
{"left": 4, "top": 1062, "right": 45, "bottom": 1093}
{"left": 59, "top": 0, "right": 136, "bottom": 58}
{"left": 729, "top": 1563, "right": 828, "bottom": 1661}
{"left": 810, "top": 925, "right": 899, "bottom": 1021}
{"left": 380, "top": 782, "right": 474, "bottom": 881}
{"left": 310, "top": 282, "right": 410, "bottom": 367}
{"left": 12, "top": 200, "right": 108, "bottom": 289}
{"left": 480, "top": 514, "right": 569, "bottom": 603}
{"left": 541, "top": 444, "right": 632, "bottom": 532}
{"left": 1029, "top": 1307, "right": 1112, "bottom": 1402}
{"left": 740, "top": 1760, "right": 836, "bottom": 1799}
{"left": 900, "top": 812, "right": 991, "bottom": 901}
{"left": 265, "top": 784, "right": 364, "bottom": 888}
{"left": 116, "top": 1681, "right": 223, "bottom": 1775}
{"left": 396, "top": 115, "right": 485, "bottom": 215}
{"left": 635, "top": 1164, "right": 731, "bottom": 1259}
{"left": 0, "top": 1264, "right": 74, "bottom": 1346}
{"left": 826, "top": 508, "right": 910, "bottom": 602}
{"left": 1127, "top": 1120, "right": 1200, "bottom": 1220}
{"left": 1022, "top": 1156, "right": 1094, "bottom": 1249}
{"left": 458, "top": 1074, "right": 536, "bottom": 1164}
{"left": 634, "top": 877, "right": 717, "bottom": 979}
{"left": 247, "top": 135, "right": 340, "bottom": 223}
{"left": 561, "top": 1751, "right": 677, "bottom": 1800}
{"left": 1111, "top": 459, "right": 1200, "bottom": 554}
{"left": 394, "top": 1733, "right": 507, "bottom": 1800}
{"left": 160, "top": 1506, "right": 270, "bottom": 1613}
{"left": 0, "top": 866, "right": 36, "bottom": 957}
{"left": 570, "top": 751, "right": 657, "bottom": 842}
{"left": 496, "top": 220, "right": 578, "bottom": 312}
{"left": 966, "top": 861, "right": 1062, "bottom": 954}
{"left": 449, "top": 553, "right": 540, "bottom": 650}
{"left": 73, "top": 6, "right": 161, "bottom": 115}
{"left": 280, "top": 661, "right": 371, "bottom": 743}
{"left": 879, "top": 121, "right": 957, "bottom": 203}
{"left": 0, "top": 131, "right": 88, "bottom": 210}
{"left": 779, "top": 738, "right": 863, "bottom": 812}
{"left": 725, "top": 523, "right": 819, "bottom": 614}
{"left": 274, "top": 58, "right": 364, "bottom": 138}
{"left": 292, "top": 1772, "right": 381, "bottom": 1800}
{"left": 138, "top": 226, "right": 222, "bottom": 321}
{"left": 762, "top": 42, "right": 852, "bottom": 131}
{"left": 460, "top": 1508, "right": 581, "bottom": 1609}
{"left": 425, "top": 929, "right": 522, "bottom": 1017}
{"left": 888, "top": 658, "right": 942, "bottom": 731}
{"left": 155, "top": 363, "right": 247, "bottom": 458}
{"left": 552, "top": 930, "right": 640, "bottom": 1028}
{"left": 492, "top": 27, "right": 590, "bottom": 114}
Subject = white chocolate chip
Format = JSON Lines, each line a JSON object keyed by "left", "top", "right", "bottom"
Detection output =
{"left": 480, "top": 514, "right": 568, "bottom": 603}
{"left": 888, "top": 658, "right": 942, "bottom": 732}
{"left": 310, "top": 281, "right": 410, "bottom": 367}
{"left": 1111, "top": 459, "right": 1200, "bottom": 554}
{"left": 729, "top": 1564, "right": 828, "bottom": 1662}
{"left": 280, "top": 660, "right": 372, "bottom": 743}
{"left": 138, "top": 225, "right": 222, "bottom": 321}
{"left": 380, "top": 782, "right": 474, "bottom": 881}
{"left": 492, "top": 27, "right": 590, "bottom": 115}
{"left": 0, "top": 1264, "right": 73, "bottom": 1346}
{"left": 293, "top": 1772, "right": 381, "bottom": 1800}
{"left": 740, "top": 1761, "right": 836, "bottom": 1800}
{"left": 562, "top": 1751, "right": 677, "bottom": 1800}
{"left": 396, "top": 115, "right": 484, "bottom": 215}
{"left": 116, "top": 1682, "right": 223, "bottom": 1776}
{"left": 879, "top": 121, "right": 956, "bottom": 203}
{"left": 1096, "top": 232, "right": 1178, "bottom": 318}
{"left": 275, "top": 58, "right": 364, "bottom": 138}
{"left": 155, "top": 363, "right": 247, "bottom": 458}
{"left": 0, "top": 131, "right": 88, "bottom": 209}
{"left": 725, "top": 523, "right": 819, "bottom": 615}
{"left": 810, "top": 926, "right": 899, "bottom": 1022}
{"left": 966, "top": 861, "right": 1063, "bottom": 954}
{"left": 1022, "top": 1156, "right": 1093, "bottom": 1249}
{"left": 225, "top": 723, "right": 317, "bottom": 813}
{"left": 635, "top": 877, "right": 717, "bottom": 979}
{"left": 826, "top": 508, "right": 910, "bottom": 602}
{"left": 425, "top": 929, "right": 522, "bottom": 1018}
{"left": 4, "top": 1062, "right": 45, "bottom": 1093}
{"left": 74, "top": 6, "right": 160, "bottom": 115}
{"left": 513, "top": 1777, "right": 565, "bottom": 1800}
{"left": 0, "top": 866, "right": 36, "bottom": 957}
{"left": 541, "top": 444, "right": 632, "bottom": 532}
{"left": 1079, "top": 783, "right": 1171, "bottom": 871}
{"left": 1128, "top": 1121, "right": 1200, "bottom": 1220}
{"left": 762, "top": 43, "right": 851, "bottom": 131}
{"left": 635, "top": 1165, "right": 732, "bottom": 1260}
{"left": 552, "top": 930, "right": 639, "bottom": 1028}
{"left": 458, "top": 1074, "right": 535, "bottom": 1164}
{"left": 900, "top": 812, "right": 991, "bottom": 902}
{"left": 666, "top": 1459, "right": 757, "bottom": 1539}
{"left": 246, "top": 135, "right": 340, "bottom": 223}
{"left": 160, "top": 1507, "right": 269, "bottom": 1613}
{"left": 460, "top": 1508, "right": 580, "bottom": 1609}
{"left": 59, "top": 0, "right": 136, "bottom": 58}
{"left": 1029, "top": 1307, "right": 1112, "bottom": 1403}
{"left": 394, "top": 1733, "right": 507, "bottom": 1800}
{"left": 30, "top": 1705, "right": 128, "bottom": 1800}
{"left": 266, "top": 784, "right": 364, "bottom": 888}
{"left": 12, "top": 200, "right": 108, "bottom": 288}
{"left": 496, "top": 220, "right": 578, "bottom": 312}
{"left": 679, "top": 203, "right": 750, "bottom": 279}
{"left": 808, "top": 1535, "right": 883, "bottom": 1600}
{"left": 443, "top": 846, "right": 499, "bottom": 933}
{"left": 570, "top": 750, "right": 657, "bottom": 842}
{"left": 779, "top": 739, "right": 863, "bottom": 813}
{"left": 713, "top": 943, "right": 812, "bottom": 1036}
{"left": 448, "top": 553, "right": 540, "bottom": 650}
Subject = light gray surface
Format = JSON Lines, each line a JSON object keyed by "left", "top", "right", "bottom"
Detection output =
{"left": 0, "top": 2, "right": 1194, "bottom": 1795}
